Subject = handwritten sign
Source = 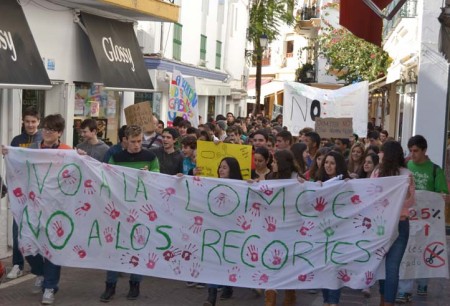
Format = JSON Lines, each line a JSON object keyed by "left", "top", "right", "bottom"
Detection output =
{"left": 168, "top": 70, "right": 199, "bottom": 127}
{"left": 124, "top": 102, "right": 154, "bottom": 132}
{"left": 5, "top": 148, "right": 448, "bottom": 290}
{"left": 196, "top": 141, "right": 252, "bottom": 179}
{"left": 398, "top": 191, "right": 449, "bottom": 278}
{"left": 283, "top": 82, "right": 368, "bottom": 137}
{"left": 315, "top": 117, "right": 353, "bottom": 139}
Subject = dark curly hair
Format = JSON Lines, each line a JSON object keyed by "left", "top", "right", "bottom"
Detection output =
{"left": 317, "top": 151, "right": 350, "bottom": 182}
{"left": 377, "top": 140, "right": 405, "bottom": 177}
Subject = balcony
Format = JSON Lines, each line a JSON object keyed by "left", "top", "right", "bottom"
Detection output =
{"left": 294, "top": 5, "right": 320, "bottom": 37}
{"left": 382, "top": 0, "right": 418, "bottom": 43}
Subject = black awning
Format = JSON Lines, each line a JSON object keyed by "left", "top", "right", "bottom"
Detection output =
{"left": 81, "top": 13, "right": 153, "bottom": 92}
{"left": 0, "top": 0, "right": 51, "bottom": 89}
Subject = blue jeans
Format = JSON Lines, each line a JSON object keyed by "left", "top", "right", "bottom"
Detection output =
{"left": 106, "top": 271, "right": 142, "bottom": 284}
{"left": 379, "top": 219, "right": 409, "bottom": 303}
{"left": 12, "top": 220, "right": 24, "bottom": 269}
{"left": 26, "top": 254, "right": 61, "bottom": 291}
{"left": 322, "top": 289, "right": 341, "bottom": 304}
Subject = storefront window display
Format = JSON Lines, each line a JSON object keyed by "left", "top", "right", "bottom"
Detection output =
{"left": 134, "top": 92, "right": 162, "bottom": 119}
{"left": 73, "top": 83, "right": 120, "bottom": 147}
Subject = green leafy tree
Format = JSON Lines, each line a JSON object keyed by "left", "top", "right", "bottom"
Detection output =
{"left": 316, "top": 4, "right": 392, "bottom": 84}
{"left": 248, "top": 0, "right": 295, "bottom": 115}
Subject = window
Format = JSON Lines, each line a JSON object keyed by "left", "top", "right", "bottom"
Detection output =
{"left": 200, "top": 35, "right": 207, "bottom": 63}
{"left": 215, "top": 40, "right": 222, "bottom": 69}
{"left": 173, "top": 23, "right": 182, "bottom": 61}
{"left": 286, "top": 40, "right": 294, "bottom": 58}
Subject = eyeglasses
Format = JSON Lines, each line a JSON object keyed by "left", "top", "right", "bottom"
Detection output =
{"left": 43, "top": 127, "right": 58, "bottom": 133}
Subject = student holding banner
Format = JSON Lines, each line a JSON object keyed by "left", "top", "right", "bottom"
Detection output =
{"left": 316, "top": 150, "right": 351, "bottom": 306}
{"left": 204, "top": 157, "right": 242, "bottom": 306}
{"left": 370, "top": 141, "right": 415, "bottom": 306}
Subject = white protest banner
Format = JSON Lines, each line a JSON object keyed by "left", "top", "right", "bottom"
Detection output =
{"left": 283, "top": 81, "right": 368, "bottom": 137}
{"left": 5, "top": 148, "right": 446, "bottom": 289}
{"left": 399, "top": 191, "right": 449, "bottom": 279}
{"left": 168, "top": 70, "right": 199, "bottom": 127}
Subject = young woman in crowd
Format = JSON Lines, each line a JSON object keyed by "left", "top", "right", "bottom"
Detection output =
{"left": 370, "top": 141, "right": 415, "bottom": 306}
{"left": 347, "top": 142, "right": 365, "bottom": 178}
{"left": 251, "top": 147, "right": 272, "bottom": 180}
{"left": 264, "top": 149, "right": 299, "bottom": 306}
{"left": 315, "top": 150, "right": 350, "bottom": 306}
{"left": 204, "top": 157, "right": 242, "bottom": 306}
{"left": 304, "top": 147, "right": 331, "bottom": 181}
{"left": 291, "top": 142, "right": 308, "bottom": 176}
{"left": 358, "top": 152, "right": 379, "bottom": 179}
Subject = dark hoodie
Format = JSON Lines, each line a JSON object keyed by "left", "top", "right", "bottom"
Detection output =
{"left": 10, "top": 130, "right": 43, "bottom": 148}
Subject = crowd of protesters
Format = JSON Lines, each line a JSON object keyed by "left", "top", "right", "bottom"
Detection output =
{"left": 1, "top": 108, "right": 449, "bottom": 306}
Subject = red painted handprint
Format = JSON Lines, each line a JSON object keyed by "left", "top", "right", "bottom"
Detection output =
{"left": 236, "top": 215, "right": 252, "bottom": 231}
{"left": 192, "top": 176, "right": 203, "bottom": 187}
{"left": 249, "top": 202, "right": 265, "bottom": 217}
{"left": 375, "top": 247, "right": 387, "bottom": 260}
{"left": 42, "top": 245, "right": 52, "bottom": 260}
{"left": 297, "top": 220, "right": 315, "bottom": 236}
{"left": 190, "top": 262, "right": 201, "bottom": 278}
{"left": 75, "top": 202, "right": 91, "bottom": 216}
{"left": 298, "top": 272, "right": 314, "bottom": 282}
{"left": 126, "top": 208, "right": 139, "bottom": 223}
{"left": 246, "top": 245, "right": 259, "bottom": 262}
{"left": 214, "top": 192, "right": 227, "bottom": 207}
{"left": 181, "top": 243, "right": 198, "bottom": 261}
{"left": 337, "top": 269, "right": 351, "bottom": 282}
{"left": 28, "top": 191, "right": 41, "bottom": 208}
{"left": 133, "top": 227, "right": 147, "bottom": 246}
{"left": 228, "top": 266, "right": 240, "bottom": 283}
{"left": 146, "top": 253, "right": 159, "bottom": 269}
{"left": 140, "top": 204, "right": 158, "bottom": 221}
{"left": 103, "top": 227, "right": 115, "bottom": 243}
{"left": 270, "top": 249, "right": 283, "bottom": 266}
{"left": 52, "top": 220, "right": 64, "bottom": 237}
{"left": 83, "top": 179, "right": 96, "bottom": 195}
{"left": 160, "top": 187, "right": 176, "bottom": 201}
{"left": 73, "top": 245, "right": 87, "bottom": 258}
{"left": 163, "top": 246, "right": 181, "bottom": 261}
{"left": 350, "top": 194, "right": 362, "bottom": 204}
{"left": 189, "top": 216, "right": 203, "bottom": 234}
{"left": 61, "top": 169, "right": 77, "bottom": 185}
{"left": 259, "top": 184, "right": 273, "bottom": 196}
{"left": 365, "top": 271, "right": 374, "bottom": 285}
{"left": 252, "top": 271, "right": 269, "bottom": 285}
{"left": 264, "top": 216, "right": 277, "bottom": 232}
{"left": 13, "top": 187, "right": 27, "bottom": 205}
{"left": 312, "top": 196, "right": 327, "bottom": 212}
{"left": 104, "top": 202, "right": 120, "bottom": 220}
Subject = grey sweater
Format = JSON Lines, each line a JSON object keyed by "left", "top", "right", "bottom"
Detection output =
{"left": 77, "top": 140, "right": 110, "bottom": 162}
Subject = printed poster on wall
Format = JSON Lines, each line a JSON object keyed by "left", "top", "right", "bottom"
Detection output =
{"left": 283, "top": 82, "right": 368, "bottom": 137}
{"left": 168, "top": 70, "right": 199, "bottom": 127}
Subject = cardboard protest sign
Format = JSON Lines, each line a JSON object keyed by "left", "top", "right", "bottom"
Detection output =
{"left": 315, "top": 117, "right": 353, "bottom": 139}
{"left": 5, "top": 148, "right": 448, "bottom": 290}
{"left": 168, "top": 70, "right": 199, "bottom": 127}
{"left": 196, "top": 141, "right": 252, "bottom": 179}
{"left": 124, "top": 102, "right": 154, "bottom": 132}
{"left": 283, "top": 82, "right": 368, "bottom": 137}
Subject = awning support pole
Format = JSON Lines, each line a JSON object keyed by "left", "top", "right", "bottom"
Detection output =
{"left": 73, "top": 10, "right": 88, "bottom": 35}
{"left": 362, "top": 0, "right": 408, "bottom": 21}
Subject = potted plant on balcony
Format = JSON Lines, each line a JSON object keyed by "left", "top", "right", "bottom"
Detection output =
{"left": 296, "top": 62, "right": 315, "bottom": 83}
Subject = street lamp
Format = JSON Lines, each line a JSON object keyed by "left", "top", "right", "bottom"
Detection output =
{"left": 254, "top": 34, "right": 268, "bottom": 116}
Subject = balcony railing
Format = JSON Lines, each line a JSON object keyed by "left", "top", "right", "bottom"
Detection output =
{"left": 382, "top": 0, "right": 418, "bottom": 42}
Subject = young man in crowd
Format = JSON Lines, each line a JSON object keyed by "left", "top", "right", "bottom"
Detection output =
{"left": 103, "top": 125, "right": 128, "bottom": 163}
{"left": 396, "top": 135, "right": 449, "bottom": 303}
{"left": 181, "top": 135, "right": 197, "bottom": 175}
{"left": 150, "top": 127, "right": 184, "bottom": 175}
{"left": 7, "top": 107, "right": 42, "bottom": 280}
{"left": 142, "top": 115, "right": 163, "bottom": 149}
{"left": 3, "top": 114, "right": 72, "bottom": 305}
{"left": 226, "top": 126, "right": 243, "bottom": 144}
{"left": 380, "top": 130, "right": 389, "bottom": 144}
{"left": 76, "top": 119, "right": 109, "bottom": 162}
{"left": 101, "top": 125, "right": 159, "bottom": 302}
{"left": 275, "top": 130, "right": 293, "bottom": 151}
{"left": 334, "top": 138, "right": 350, "bottom": 159}
{"left": 305, "top": 131, "right": 321, "bottom": 168}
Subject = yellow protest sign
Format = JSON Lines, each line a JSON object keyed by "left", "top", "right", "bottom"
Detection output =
{"left": 197, "top": 141, "right": 252, "bottom": 179}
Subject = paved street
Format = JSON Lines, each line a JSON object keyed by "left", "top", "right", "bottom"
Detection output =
{"left": 1, "top": 256, "right": 450, "bottom": 306}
